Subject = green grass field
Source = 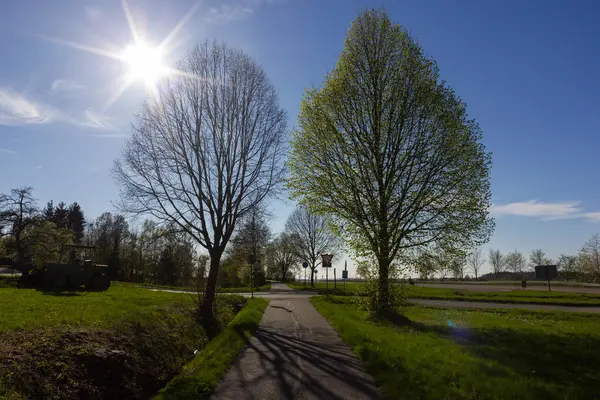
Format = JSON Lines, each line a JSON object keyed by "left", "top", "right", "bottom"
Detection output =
{"left": 0, "top": 284, "right": 194, "bottom": 332}
{"left": 287, "top": 281, "right": 600, "bottom": 306}
{"left": 404, "top": 286, "right": 600, "bottom": 306}
{"left": 312, "top": 296, "right": 600, "bottom": 399}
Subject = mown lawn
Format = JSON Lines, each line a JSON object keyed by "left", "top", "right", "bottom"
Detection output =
{"left": 0, "top": 284, "right": 194, "bottom": 332}
{"left": 404, "top": 286, "right": 600, "bottom": 306}
{"left": 286, "top": 281, "right": 600, "bottom": 306}
{"left": 286, "top": 281, "right": 364, "bottom": 293}
{"left": 312, "top": 296, "right": 600, "bottom": 400}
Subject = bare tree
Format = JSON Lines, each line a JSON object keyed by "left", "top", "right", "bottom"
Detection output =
{"left": 580, "top": 234, "right": 600, "bottom": 281}
{"left": 284, "top": 206, "right": 340, "bottom": 286}
{"left": 467, "top": 247, "right": 484, "bottom": 280}
{"left": 488, "top": 249, "right": 504, "bottom": 280}
{"left": 268, "top": 232, "right": 299, "bottom": 281}
{"left": 113, "top": 41, "right": 287, "bottom": 326}
{"left": 433, "top": 246, "right": 463, "bottom": 281}
{"left": 557, "top": 254, "right": 577, "bottom": 282}
{"left": 505, "top": 250, "right": 526, "bottom": 277}
{"left": 529, "top": 249, "right": 551, "bottom": 269}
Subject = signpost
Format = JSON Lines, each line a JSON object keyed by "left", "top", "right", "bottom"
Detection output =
{"left": 321, "top": 253, "right": 333, "bottom": 296}
{"left": 342, "top": 260, "right": 348, "bottom": 291}
{"left": 334, "top": 268, "right": 337, "bottom": 289}
{"left": 302, "top": 262, "right": 308, "bottom": 287}
{"left": 535, "top": 265, "right": 558, "bottom": 292}
{"left": 248, "top": 254, "right": 256, "bottom": 299}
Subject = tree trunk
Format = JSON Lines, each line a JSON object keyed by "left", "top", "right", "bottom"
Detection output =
{"left": 378, "top": 255, "right": 390, "bottom": 314}
{"left": 310, "top": 267, "right": 315, "bottom": 286}
{"left": 200, "top": 252, "right": 221, "bottom": 336}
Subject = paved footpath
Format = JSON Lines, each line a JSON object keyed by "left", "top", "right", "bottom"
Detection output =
{"left": 211, "top": 283, "right": 381, "bottom": 400}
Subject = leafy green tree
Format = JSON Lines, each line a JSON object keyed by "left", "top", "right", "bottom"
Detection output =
{"left": 287, "top": 10, "right": 493, "bottom": 313}
{"left": 414, "top": 251, "right": 437, "bottom": 280}
{"left": 26, "top": 221, "right": 74, "bottom": 265}
{"left": 579, "top": 234, "right": 600, "bottom": 281}
{"left": 221, "top": 204, "right": 272, "bottom": 287}
{"left": 0, "top": 187, "right": 39, "bottom": 267}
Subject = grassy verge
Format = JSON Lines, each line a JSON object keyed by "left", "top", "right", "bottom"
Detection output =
{"left": 0, "top": 285, "right": 248, "bottom": 399}
{"left": 312, "top": 295, "right": 600, "bottom": 399}
{"left": 285, "top": 281, "right": 600, "bottom": 306}
{"left": 419, "top": 280, "right": 600, "bottom": 288}
{"left": 155, "top": 298, "right": 269, "bottom": 399}
{"left": 404, "top": 286, "right": 600, "bottom": 306}
{"left": 114, "top": 281, "right": 271, "bottom": 293}
{"left": 217, "top": 284, "right": 271, "bottom": 293}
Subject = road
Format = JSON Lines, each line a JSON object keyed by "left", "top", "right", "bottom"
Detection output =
{"left": 420, "top": 282, "right": 600, "bottom": 294}
{"left": 152, "top": 286, "right": 600, "bottom": 313}
{"left": 211, "top": 283, "right": 381, "bottom": 400}
{"left": 409, "top": 298, "right": 600, "bottom": 313}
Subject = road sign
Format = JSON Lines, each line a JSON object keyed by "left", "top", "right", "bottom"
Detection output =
{"left": 535, "top": 265, "right": 558, "bottom": 292}
{"left": 342, "top": 270, "right": 348, "bottom": 279}
{"left": 535, "top": 265, "right": 557, "bottom": 280}
{"left": 247, "top": 254, "right": 256, "bottom": 265}
{"left": 302, "top": 262, "right": 308, "bottom": 269}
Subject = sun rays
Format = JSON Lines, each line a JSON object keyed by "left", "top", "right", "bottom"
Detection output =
{"left": 42, "top": 0, "right": 201, "bottom": 110}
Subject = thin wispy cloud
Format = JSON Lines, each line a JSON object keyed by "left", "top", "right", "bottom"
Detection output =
{"left": 50, "top": 79, "right": 85, "bottom": 93}
{"left": 0, "top": 89, "right": 55, "bottom": 125}
{"left": 205, "top": 4, "right": 253, "bottom": 24}
{"left": 0, "top": 88, "right": 112, "bottom": 130}
{"left": 84, "top": 5, "right": 102, "bottom": 21}
{"left": 582, "top": 212, "right": 600, "bottom": 222}
{"left": 73, "top": 109, "right": 115, "bottom": 130}
{"left": 490, "top": 200, "right": 582, "bottom": 220}
{"left": 204, "top": 0, "right": 284, "bottom": 24}
{"left": 491, "top": 200, "right": 600, "bottom": 222}
{"left": 0, "top": 148, "right": 17, "bottom": 154}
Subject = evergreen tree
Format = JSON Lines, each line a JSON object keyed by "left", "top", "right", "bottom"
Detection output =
{"left": 67, "top": 202, "right": 86, "bottom": 243}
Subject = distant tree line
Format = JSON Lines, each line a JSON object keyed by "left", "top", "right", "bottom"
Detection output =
{"left": 0, "top": 187, "right": 341, "bottom": 289}
{"left": 400, "top": 236, "right": 600, "bottom": 283}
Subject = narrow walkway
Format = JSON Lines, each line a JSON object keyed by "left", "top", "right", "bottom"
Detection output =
{"left": 212, "top": 283, "right": 381, "bottom": 400}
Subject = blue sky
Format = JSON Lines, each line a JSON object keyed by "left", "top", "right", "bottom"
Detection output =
{"left": 1, "top": 0, "right": 599, "bottom": 276}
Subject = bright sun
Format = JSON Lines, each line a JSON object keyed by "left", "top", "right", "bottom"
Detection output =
{"left": 120, "top": 41, "right": 167, "bottom": 86}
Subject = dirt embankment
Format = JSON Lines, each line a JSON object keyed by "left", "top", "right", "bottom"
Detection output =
{"left": 0, "top": 297, "right": 245, "bottom": 399}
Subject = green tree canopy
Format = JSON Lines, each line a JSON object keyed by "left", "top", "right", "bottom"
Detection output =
{"left": 287, "top": 9, "right": 493, "bottom": 312}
